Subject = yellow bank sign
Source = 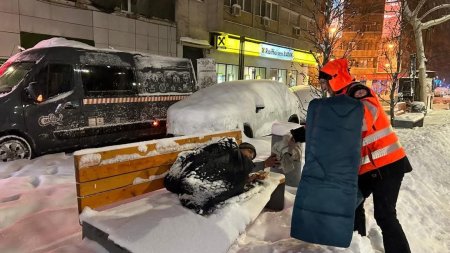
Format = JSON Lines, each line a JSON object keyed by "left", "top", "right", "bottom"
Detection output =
{"left": 215, "top": 33, "right": 316, "bottom": 65}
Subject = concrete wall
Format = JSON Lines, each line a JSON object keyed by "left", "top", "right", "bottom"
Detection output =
{"left": 0, "top": 0, "right": 177, "bottom": 60}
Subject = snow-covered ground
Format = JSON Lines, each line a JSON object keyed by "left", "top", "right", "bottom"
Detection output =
{"left": 0, "top": 110, "right": 449, "bottom": 253}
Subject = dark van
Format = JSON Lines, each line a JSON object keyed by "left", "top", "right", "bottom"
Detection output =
{"left": 0, "top": 38, "right": 197, "bottom": 162}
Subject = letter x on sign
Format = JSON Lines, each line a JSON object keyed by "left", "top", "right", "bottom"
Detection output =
{"left": 217, "top": 36, "right": 226, "bottom": 48}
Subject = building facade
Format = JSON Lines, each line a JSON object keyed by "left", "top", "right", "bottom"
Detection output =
{"left": 0, "top": 0, "right": 177, "bottom": 64}
{"left": 1, "top": 0, "right": 316, "bottom": 87}
{"left": 176, "top": 0, "right": 317, "bottom": 87}
{"left": 335, "top": 0, "right": 388, "bottom": 89}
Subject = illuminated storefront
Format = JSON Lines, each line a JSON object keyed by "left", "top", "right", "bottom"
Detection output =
{"left": 208, "top": 32, "right": 316, "bottom": 86}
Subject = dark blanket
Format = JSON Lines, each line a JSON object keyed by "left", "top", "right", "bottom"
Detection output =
{"left": 164, "top": 138, "right": 254, "bottom": 215}
{"left": 291, "top": 95, "right": 363, "bottom": 247}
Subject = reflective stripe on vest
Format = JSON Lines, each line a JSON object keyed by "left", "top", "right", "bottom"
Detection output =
{"left": 361, "top": 141, "right": 403, "bottom": 165}
{"left": 362, "top": 126, "right": 394, "bottom": 146}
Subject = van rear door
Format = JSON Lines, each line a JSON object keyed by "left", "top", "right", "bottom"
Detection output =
{"left": 23, "top": 63, "right": 83, "bottom": 154}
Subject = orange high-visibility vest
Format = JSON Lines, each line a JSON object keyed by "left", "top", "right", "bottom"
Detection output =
{"left": 356, "top": 88, "right": 406, "bottom": 175}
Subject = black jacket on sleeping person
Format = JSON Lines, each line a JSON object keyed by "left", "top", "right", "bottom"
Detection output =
{"left": 164, "top": 138, "right": 255, "bottom": 215}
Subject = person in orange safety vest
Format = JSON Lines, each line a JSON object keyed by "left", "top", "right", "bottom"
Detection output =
{"left": 317, "top": 58, "right": 413, "bottom": 253}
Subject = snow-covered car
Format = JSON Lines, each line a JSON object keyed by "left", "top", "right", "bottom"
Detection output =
{"left": 167, "top": 80, "right": 314, "bottom": 138}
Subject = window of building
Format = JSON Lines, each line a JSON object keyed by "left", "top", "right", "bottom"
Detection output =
{"left": 289, "top": 70, "right": 298, "bottom": 87}
{"left": 81, "top": 65, "right": 136, "bottom": 97}
{"left": 265, "top": 1, "right": 278, "bottom": 20}
{"left": 255, "top": 0, "right": 278, "bottom": 21}
{"left": 217, "top": 64, "right": 226, "bottom": 83}
{"left": 34, "top": 64, "right": 74, "bottom": 100}
{"left": 278, "top": 69, "right": 287, "bottom": 84}
{"left": 268, "top": 68, "right": 288, "bottom": 84}
{"left": 268, "top": 68, "right": 277, "bottom": 81}
{"left": 217, "top": 64, "right": 266, "bottom": 83}
{"left": 225, "top": 0, "right": 252, "bottom": 12}
{"left": 227, "top": 64, "right": 239, "bottom": 81}
{"left": 244, "top": 66, "right": 266, "bottom": 80}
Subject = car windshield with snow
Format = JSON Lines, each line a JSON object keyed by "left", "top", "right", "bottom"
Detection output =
{"left": 167, "top": 80, "right": 315, "bottom": 138}
{"left": 0, "top": 38, "right": 197, "bottom": 162}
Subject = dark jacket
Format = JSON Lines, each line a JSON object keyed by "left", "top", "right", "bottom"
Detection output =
{"left": 291, "top": 95, "right": 364, "bottom": 247}
{"left": 164, "top": 138, "right": 254, "bottom": 215}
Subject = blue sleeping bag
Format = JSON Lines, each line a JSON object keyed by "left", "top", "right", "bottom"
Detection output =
{"left": 290, "top": 95, "right": 363, "bottom": 247}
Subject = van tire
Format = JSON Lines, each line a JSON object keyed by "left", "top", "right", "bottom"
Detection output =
{"left": 0, "top": 135, "right": 32, "bottom": 162}
{"left": 288, "top": 115, "right": 300, "bottom": 124}
{"left": 243, "top": 124, "right": 253, "bottom": 138}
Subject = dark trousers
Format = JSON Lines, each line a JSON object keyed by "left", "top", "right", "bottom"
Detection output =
{"left": 354, "top": 159, "right": 411, "bottom": 253}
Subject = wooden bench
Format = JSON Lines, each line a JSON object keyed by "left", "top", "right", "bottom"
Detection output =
{"left": 74, "top": 130, "right": 285, "bottom": 253}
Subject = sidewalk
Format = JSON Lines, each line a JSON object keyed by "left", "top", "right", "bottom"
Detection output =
{"left": 424, "top": 109, "right": 450, "bottom": 126}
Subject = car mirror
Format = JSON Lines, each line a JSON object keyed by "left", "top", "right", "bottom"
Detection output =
{"left": 25, "top": 82, "right": 43, "bottom": 103}
{"left": 256, "top": 105, "right": 265, "bottom": 113}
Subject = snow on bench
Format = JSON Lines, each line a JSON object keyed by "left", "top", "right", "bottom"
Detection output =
{"left": 73, "top": 130, "right": 285, "bottom": 253}
{"left": 394, "top": 112, "right": 425, "bottom": 128}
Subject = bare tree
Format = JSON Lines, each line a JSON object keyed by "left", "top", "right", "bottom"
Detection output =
{"left": 376, "top": 0, "right": 412, "bottom": 124}
{"left": 403, "top": 0, "right": 450, "bottom": 104}
{"left": 302, "top": 0, "right": 383, "bottom": 97}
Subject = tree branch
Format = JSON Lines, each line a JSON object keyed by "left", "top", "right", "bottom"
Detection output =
{"left": 419, "top": 4, "right": 450, "bottom": 22}
{"left": 412, "top": 0, "right": 427, "bottom": 18}
{"left": 422, "top": 13, "right": 450, "bottom": 30}
{"left": 403, "top": 1, "right": 413, "bottom": 21}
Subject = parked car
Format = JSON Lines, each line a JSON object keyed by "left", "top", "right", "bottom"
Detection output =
{"left": 167, "top": 80, "right": 315, "bottom": 138}
{"left": 434, "top": 87, "right": 449, "bottom": 97}
{"left": 0, "top": 38, "right": 197, "bottom": 162}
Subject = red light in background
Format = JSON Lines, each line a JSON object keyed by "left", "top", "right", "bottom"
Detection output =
{"left": 152, "top": 120, "right": 159, "bottom": 127}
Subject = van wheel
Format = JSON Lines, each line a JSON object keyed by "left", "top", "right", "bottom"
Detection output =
{"left": 243, "top": 124, "right": 253, "bottom": 138}
{"left": 288, "top": 115, "right": 300, "bottom": 124}
{"left": 0, "top": 136, "right": 32, "bottom": 162}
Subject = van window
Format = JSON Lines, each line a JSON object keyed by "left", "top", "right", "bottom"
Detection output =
{"left": 0, "top": 62, "right": 34, "bottom": 94}
{"left": 80, "top": 65, "right": 136, "bottom": 97}
{"left": 34, "top": 64, "right": 74, "bottom": 100}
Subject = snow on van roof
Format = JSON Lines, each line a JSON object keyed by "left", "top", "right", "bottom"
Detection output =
{"left": 29, "top": 38, "right": 190, "bottom": 63}
{"left": 32, "top": 37, "right": 96, "bottom": 50}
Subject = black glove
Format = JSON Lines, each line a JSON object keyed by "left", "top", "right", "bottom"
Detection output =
{"left": 290, "top": 126, "right": 306, "bottom": 143}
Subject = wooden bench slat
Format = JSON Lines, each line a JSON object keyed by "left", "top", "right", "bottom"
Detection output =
{"left": 78, "top": 179, "right": 165, "bottom": 213}
{"left": 77, "top": 153, "right": 179, "bottom": 183}
{"left": 77, "top": 165, "right": 170, "bottom": 196}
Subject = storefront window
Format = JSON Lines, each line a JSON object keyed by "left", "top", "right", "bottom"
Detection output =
{"left": 278, "top": 69, "right": 287, "bottom": 84}
{"left": 269, "top": 68, "right": 277, "bottom": 81}
{"left": 289, "top": 70, "right": 298, "bottom": 87}
{"left": 217, "top": 63, "right": 226, "bottom": 83}
{"left": 255, "top": 67, "right": 266, "bottom": 80}
{"left": 244, "top": 66, "right": 266, "bottom": 80}
{"left": 217, "top": 64, "right": 267, "bottom": 82}
{"left": 226, "top": 64, "right": 239, "bottom": 81}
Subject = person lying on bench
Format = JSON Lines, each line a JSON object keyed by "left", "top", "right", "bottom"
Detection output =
{"left": 164, "top": 138, "right": 267, "bottom": 215}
